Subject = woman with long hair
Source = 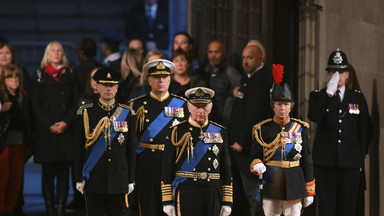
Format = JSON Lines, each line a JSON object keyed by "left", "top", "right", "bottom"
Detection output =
{"left": 0, "top": 64, "right": 31, "bottom": 215}
{"left": 118, "top": 48, "right": 144, "bottom": 103}
{"left": 31, "top": 41, "right": 77, "bottom": 216}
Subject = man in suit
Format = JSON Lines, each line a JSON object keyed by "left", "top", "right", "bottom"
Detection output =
{"left": 74, "top": 67, "right": 136, "bottom": 216}
{"left": 161, "top": 87, "right": 233, "bottom": 216}
{"left": 125, "top": 0, "right": 168, "bottom": 51}
{"left": 101, "top": 28, "right": 124, "bottom": 72}
{"left": 229, "top": 44, "right": 274, "bottom": 216}
{"left": 129, "top": 59, "right": 189, "bottom": 216}
{"left": 308, "top": 49, "right": 371, "bottom": 216}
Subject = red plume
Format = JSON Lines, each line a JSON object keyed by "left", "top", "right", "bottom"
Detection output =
{"left": 272, "top": 64, "right": 284, "bottom": 84}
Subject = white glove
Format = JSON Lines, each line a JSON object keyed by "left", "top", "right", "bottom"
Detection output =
{"left": 76, "top": 181, "right": 84, "bottom": 195}
{"left": 326, "top": 72, "right": 339, "bottom": 96}
{"left": 163, "top": 205, "right": 176, "bottom": 216}
{"left": 220, "top": 205, "right": 232, "bottom": 216}
{"left": 303, "top": 196, "right": 314, "bottom": 207}
{"left": 128, "top": 183, "right": 135, "bottom": 195}
{"left": 253, "top": 163, "right": 266, "bottom": 175}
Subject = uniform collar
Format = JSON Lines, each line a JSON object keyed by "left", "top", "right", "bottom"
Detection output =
{"left": 98, "top": 98, "right": 116, "bottom": 111}
{"left": 188, "top": 117, "right": 209, "bottom": 128}
{"left": 273, "top": 115, "right": 290, "bottom": 127}
{"left": 150, "top": 91, "right": 169, "bottom": 101}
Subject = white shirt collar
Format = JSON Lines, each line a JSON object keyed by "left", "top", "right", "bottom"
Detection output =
{"left": 247, "top": 63, "right": 264, "bottom": 78}
{"left": 103, "top": 52, "right": 121, "bottom": 64}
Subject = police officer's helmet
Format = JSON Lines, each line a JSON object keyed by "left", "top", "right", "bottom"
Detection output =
{"left": 326, "top": 48, "right": 349, "bottom": 73}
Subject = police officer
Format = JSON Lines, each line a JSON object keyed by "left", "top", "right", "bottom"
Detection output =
{"left": 250, "top": 64, "right": 315, "bottom": 216}
{"left": 74, "top": 67, "right": 136, "bottom": 216}
{"left": 308, "top": 49, "right": 371, "bottom": 216}
{"left": 160, "top": 87, "right": 233, "bottom": 216}
{"left": 129, "top": 59, "right": 189, "bottom": 216}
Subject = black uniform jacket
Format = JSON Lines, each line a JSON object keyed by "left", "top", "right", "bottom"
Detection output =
{"left": 31, "top": 67, "right": 77, "bottom": 162}
{"left": 129, "top": 92, "right": 189, "bottom": 154}
{"left": 308, "top": 88, "right": 371, "bottom": 168}
{"left": 161, "top": 119, "right": 233, "bottom": 206}
{"left": 74, "top": 101, "right": 136, "bottom": 194}
{"left": 250, "top": 117, "right": 314, "bottom": 200}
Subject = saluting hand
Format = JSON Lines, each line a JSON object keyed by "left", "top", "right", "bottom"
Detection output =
{"left": 326, "top": 72, "right": 339, "bottom": 96}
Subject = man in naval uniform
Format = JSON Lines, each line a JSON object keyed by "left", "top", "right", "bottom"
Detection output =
{"left": 250, "top": 64, "right": 315, "bottom": 216}
{"left": 73, "top": 67, "right": 136, "bottom": 216}
{"left": 308, "top": 49, "right": 371, "bottom": 216}
{"left": 161, "top": 87, "right": 233, "bottom": 216}
{"left": 129, "top": 59, "right": 189, "bottom": 216}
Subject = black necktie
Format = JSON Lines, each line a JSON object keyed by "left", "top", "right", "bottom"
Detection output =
{"left": 336, "top": 89, "right": 341, "bottom": 104}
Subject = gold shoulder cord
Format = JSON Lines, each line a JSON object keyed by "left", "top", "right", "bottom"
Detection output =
{"left": 83, "top": 108, "right": 111, "bottom": 149}
{"left": 135, "top": 105, "right": 145, "bottom": 133}
{"left": 171, "top": 126, "right": 192, "bottom": 164}
{"left": 253, "top": 119, "right": 285, "bottom": 162}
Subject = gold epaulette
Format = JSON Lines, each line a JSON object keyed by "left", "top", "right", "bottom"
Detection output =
{"left": 170, "top": 120, "right": 187, "bottom": 129}
{"left": 118, "top": 103, "right": 135, "bottom": 115}
{"left": 170, "top": 93, "right": 188, "bottom": 102}
{"left": 77, "top": 103, "right": 93, "bottom": 115}
{"left": 252, "top": 118, "right": 273, "bottom": 138}
{"left": 209, "top": 121, "right": 226, "bottom": 130}
{"left": 128, "top": 94, "right": 147, "bottom": 107}
{"left": 291, "top": 118, "right": 309, "bottom": 128}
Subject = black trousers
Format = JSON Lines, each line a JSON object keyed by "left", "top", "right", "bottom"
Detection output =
{"left": 314, "top": 166, "right": 360, "bottom": 216}
{"left": 85, "top": 192, "right": 127, "bottom": 216}
{"left": 176, "top": 183, "right": 221, "bottom": 216}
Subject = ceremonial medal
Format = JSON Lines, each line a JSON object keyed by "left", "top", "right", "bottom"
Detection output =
{"left": 172, "top": 119, "right": 180, "bottom": 126}
{"left": 164, "top": 107, "right": 184, "bottom": 118}
{"left": 118, "top": 133, "right": 125, "bottom": 145}
{"left": 213, "top": 159, "right": 219, "bottom": 169}
{"left": 212, "top": 145, "right": 220, "bottom": 156}
{"left": 114, "top": 121, "right": 128, "bottom": 132}
{"left": 349, "top": 104, "right": 360, "bottom": 114}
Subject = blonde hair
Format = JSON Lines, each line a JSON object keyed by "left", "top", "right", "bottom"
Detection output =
{"left": 138, "top": 50, "right": 165, "bottom": 87}
{"left": 121, "top": 48, "right": 143, "bottom": 80}
{"left": 40, "top": 41, "right": 69, "bottom": 68}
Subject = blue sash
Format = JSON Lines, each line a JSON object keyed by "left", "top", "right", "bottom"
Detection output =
{"left": 172, "top": 123, "right": 221, "bottom": 202}
{"left": 254, "top": 122, "right": 303, "bottom": 201}
{"left": 136, "top": 97, "right": 185, "bottom": 154}
{"left": 81, "top": 108, "right": 130, "bottom": 182}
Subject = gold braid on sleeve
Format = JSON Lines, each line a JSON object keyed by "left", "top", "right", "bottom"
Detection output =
{"left": 135, "top": 105, "right": 145, "bottom": 133}
{"left": 171, "top": 126, "right": 192, "bottom": 164}
{"left": 83, "top": 108, "right": 111, "bottom": 149}
{"left": 253, "top": 119, "right": 284, "bottom": 162}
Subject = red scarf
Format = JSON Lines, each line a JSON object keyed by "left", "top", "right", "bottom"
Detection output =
{"left": 45, "top": 64, "right": 65, "bottom": 81}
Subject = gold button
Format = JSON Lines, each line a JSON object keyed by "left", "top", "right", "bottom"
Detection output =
{"left": 208, "top": 147, "right": 211, "bottom": 150}
{"left": 144, "top": 110, "right": 148, "bottom": 113}
{"left": 189, "top": 128, "right": 193, "bottom": 131}
{"left": 108, "top": 147, "right": 112, "bottom": 150}
{"left": 143, "top": 101, "right": 147, "bottom": 105}
{"left": 193, "top": 168, "right": 196, "bottom": 171}
{"left": 108, "top": 159, "right": 111, "bottom": 162}
{"left": 146, "top": 119, "right": 149, "bottom": 122}
{"left": 150, "top": 139, "right": 153, "bottom": 142}
{"left": 208, "top": 168, "right": 211, "bottom": 171}
{"left": 208, "top": 157, "right": 211, "bottom": 161}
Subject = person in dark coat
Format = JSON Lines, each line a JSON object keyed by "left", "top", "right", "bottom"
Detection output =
{"left": 101, "top": 28, "right": 124, "bottom": 72}
{"left": 125, "top": 0, "right": 169, "bottom": 51}
{"left": 31, "top": 41, "right": 77, "bottom": 216}
{"left": 201, "top": 40, "right": 241, "bottom": 126}
{"left": 228, "top": 44, "right": 274, "bottom": 216}
{"left": 74, "top": 67, "right": 136, "bottom": 216}
{"left": 129, "top": 59, "right": 189, "bottom": 216}
{"left": 250, "top": 64, "right": 315, "bottom": 215}
{"left": 161, "top": 87, "right": 233, "bottom": 216}
{"left": 308, "top": 49, "right": 372, "bottom": 216}
{"left": 0, "top": 64, "right": 32, "bottom": 216}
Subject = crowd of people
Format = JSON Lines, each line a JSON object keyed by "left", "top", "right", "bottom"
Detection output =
{"left": 0, "top": 28, "right": 372, "bottom": 216}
